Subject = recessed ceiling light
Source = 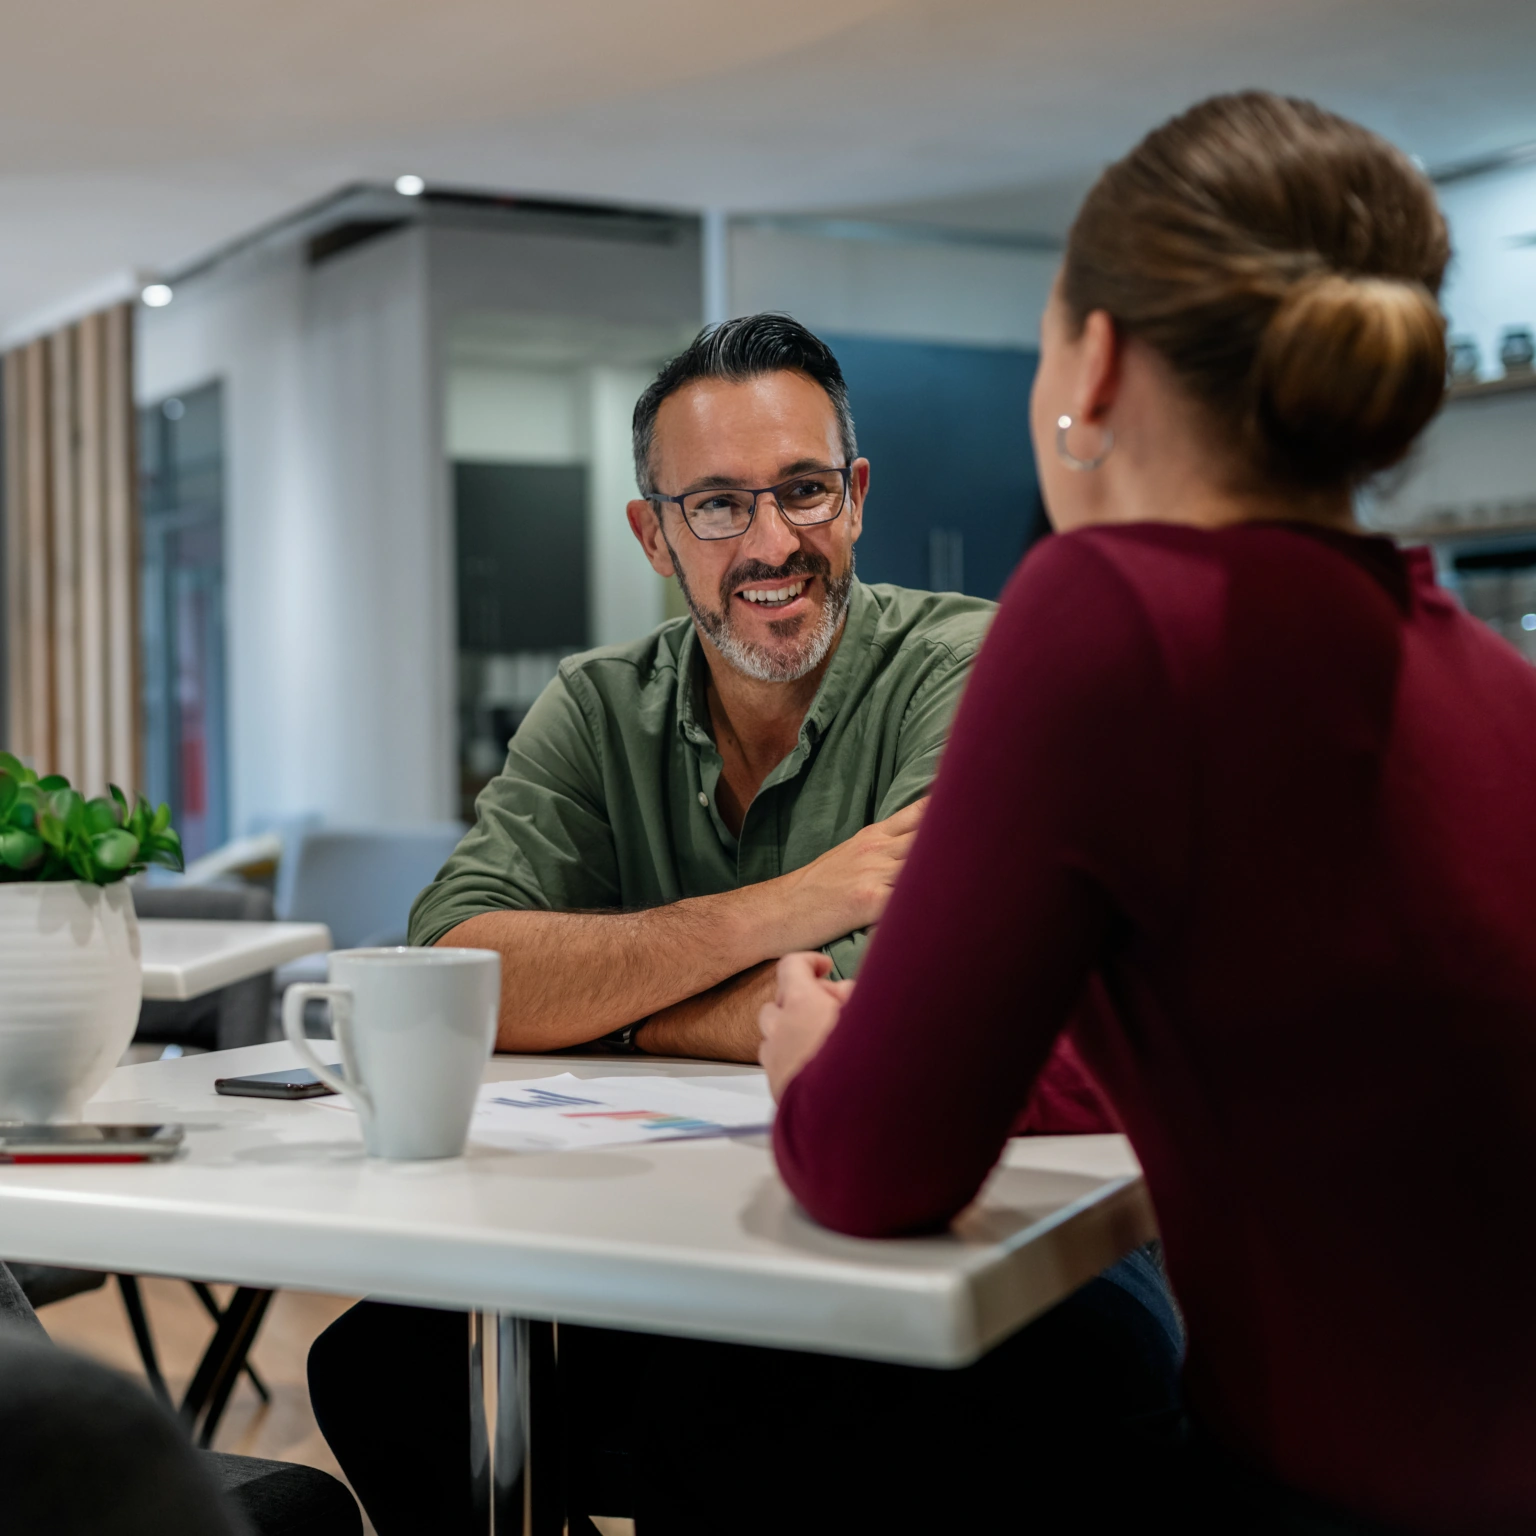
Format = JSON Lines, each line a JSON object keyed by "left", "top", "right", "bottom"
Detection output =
{"left": 141, "top": 283, "right": 173, "bottom": 308}
{"left": 394, "top": 174, "right": 426, "bottom": 197}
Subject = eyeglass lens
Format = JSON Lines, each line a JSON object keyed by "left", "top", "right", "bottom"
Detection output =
{"left": 682, "top": 470, "right": 846, "bottom": 540}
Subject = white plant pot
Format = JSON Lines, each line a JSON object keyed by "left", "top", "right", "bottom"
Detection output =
{"left": 0, "top": 881, "right": 142, "bottom": 1122}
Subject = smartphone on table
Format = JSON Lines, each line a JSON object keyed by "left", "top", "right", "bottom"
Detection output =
{"left": 0, "top": 1124, "right": 184, "bottom": 1163}
{"left": 214, "top": 1066, "right": 341, "bottom": 1100}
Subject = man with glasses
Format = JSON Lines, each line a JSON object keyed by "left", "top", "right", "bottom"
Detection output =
{"left": 405, "top": 313, "right": 1010, "bottom": 1062}
{"left": 310, "top": 315, "right": 1179, "bottom": 1535}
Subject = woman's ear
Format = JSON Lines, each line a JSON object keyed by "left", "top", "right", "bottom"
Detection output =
{"left": 1075, "top": 309, "right": 1123, "bottom": 427}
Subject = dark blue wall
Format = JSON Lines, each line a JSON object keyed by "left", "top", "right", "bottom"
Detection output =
{"left": 825, "top": 334, "right": 1046, "bottom": 601}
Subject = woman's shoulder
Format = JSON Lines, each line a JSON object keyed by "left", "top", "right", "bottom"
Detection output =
{"left": 1006, "top": 523, "right": 1229, "bottom": 634}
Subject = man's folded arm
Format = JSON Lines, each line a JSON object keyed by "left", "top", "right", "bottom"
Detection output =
{"left": 410, "top": 674, "right": 769, "bottom": 1051}
{"left": 412, "top": 673, "right": 904, "bottom": 1053}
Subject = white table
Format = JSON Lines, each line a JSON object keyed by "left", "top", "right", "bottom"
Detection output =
{"left": 138, "top": 920, "right": 332, "bottom": 1000}
{"left": 0, "top": 1042, "right": 1155, "bottom": 1531}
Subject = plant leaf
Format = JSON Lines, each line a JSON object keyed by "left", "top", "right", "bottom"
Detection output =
{"left": 0, "top": 774, "right": 16, "bottom": 818}
{"left": 150, "top": 802, "right": 172, "bottom": 836}
{"left": 0, "top": 829, "right": 44, "bottom": 870}
{"left": 0, "top": 751, "right": 25, "bottom": 780}
{"left": 84, "top": 799, "right": 120, "bottom": 835}
{"left": 144, "top": 827, "right": 185, "bottom": 872}
{"left": 90, "top": 829, "right": 139, "bottom": 872}
{"left": 38, "top": 774, "right": 69, "bottom": 792}
{"left": 48, "top": 789, "right": 85, "bottom": 837}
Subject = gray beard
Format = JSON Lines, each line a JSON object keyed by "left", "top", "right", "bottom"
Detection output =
{"left": 666, "top": 538, "right": 855, "bottom": 684}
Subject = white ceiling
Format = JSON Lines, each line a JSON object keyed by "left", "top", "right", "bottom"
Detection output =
{"left": 4, "top": 0, "right": 1536, "bottom": 338}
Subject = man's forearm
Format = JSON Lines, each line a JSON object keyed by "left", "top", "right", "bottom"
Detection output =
{"left": 443, "top": 890, "right": 783, "bottom": 1052}
{"left": 444, "top": 806, "right": 910, "bottom": 1052}
{"left": 633, "top": 962, "right": 775, "bottom": 1063}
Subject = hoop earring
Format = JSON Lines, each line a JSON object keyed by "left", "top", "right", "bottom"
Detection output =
{"left": 1055, "top": 414, "right": 1114, "bottom": 472}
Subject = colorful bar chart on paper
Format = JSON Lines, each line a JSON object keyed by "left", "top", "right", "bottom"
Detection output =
{"left": 468, "top": 1074, "right": 773, "bottom": 1153}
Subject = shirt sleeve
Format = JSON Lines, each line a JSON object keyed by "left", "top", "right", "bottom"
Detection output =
{"left": 408, "top": 669, "right": 622, "bottom": 947}
{"left": 773, "top": 535, "right": 1185, "bottom": 1236}
{"left": 821, "top": 641, "right": 980, "bottom": 982}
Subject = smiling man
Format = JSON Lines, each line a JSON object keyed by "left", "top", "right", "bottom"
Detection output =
{"left": 406, "top": 314, "right": 995, "bottom": 1061}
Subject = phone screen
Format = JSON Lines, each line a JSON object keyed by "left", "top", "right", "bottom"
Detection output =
{"left": 0, "top": 1124, "right": 175, "bottom": 1146}
{"left": 0, "top": 1123, "right": 184, "bottom": 1161}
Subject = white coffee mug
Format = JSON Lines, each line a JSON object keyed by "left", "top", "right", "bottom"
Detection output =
{"left": 282, "top": 947, "right": 499, "bottom": 1160}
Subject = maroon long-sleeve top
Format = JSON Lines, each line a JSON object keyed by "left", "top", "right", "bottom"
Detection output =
{"left": 774, "top": 522, "right": 1536, "bottom": 1535}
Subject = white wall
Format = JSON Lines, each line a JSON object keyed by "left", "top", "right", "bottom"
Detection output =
{"left": 446, "top": 367, "right": 583, "bottom": 463}
{"left": 728, "top": 225, "right": 1059, "bottom": 348}
{"left": 1439, "top": 163, "right": 1536, "bottom": 381}
{"left": 586, "top": 365, "right": 663, "bottom": 646}
{"left": 139, "top": 226, "right": 455, "bottom": 831}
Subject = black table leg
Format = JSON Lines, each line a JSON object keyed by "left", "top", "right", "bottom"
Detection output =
{"left": 189, "top": 1280, "right": 271, "bottom": 1403}
{"left": 116, "top": 1275, "right": 173, "bottom": 1411}
{"left": 181, "top": 1286, "right": 274, "bottom": 1448}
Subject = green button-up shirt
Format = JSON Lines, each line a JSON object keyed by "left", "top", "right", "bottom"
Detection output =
{"left": 409, "top": 580, "right": 993, "bottom": 980}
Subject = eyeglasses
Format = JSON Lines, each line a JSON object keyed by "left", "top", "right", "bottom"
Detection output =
{"left": 648, "top": 466, "right": 851, "bottom": 542}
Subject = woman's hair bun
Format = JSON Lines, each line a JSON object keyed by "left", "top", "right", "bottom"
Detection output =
{"left": 1254, "top": 272, "right": 1447, "bottom": 487}
{"left": 1061, "top": 91, "right": 1452, "bottom": 490}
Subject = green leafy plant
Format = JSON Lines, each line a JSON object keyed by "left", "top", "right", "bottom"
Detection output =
{"left": 0, "top": 752, "right": 183, "bottom": 885}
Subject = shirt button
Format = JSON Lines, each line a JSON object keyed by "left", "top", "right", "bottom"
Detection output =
{"left": 698, "top": 791, "right": 709, "bottom": 807}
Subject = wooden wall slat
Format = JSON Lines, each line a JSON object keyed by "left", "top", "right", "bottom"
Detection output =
{"left": 2, "top": 306, "right": 138, "bottom": 790}
{"left": 22, "top": 340, "right": 53, "bottom": 772}
{"left": 3, "top": 350, "right": 28, "bottom": 754}
{"left": 76, "top": 313, "right": 108, "bottom": 796}
{"left": 48, "top": 328, "right": 80, "bottom": 786}
{"left": 103, "top": 303, "right": 139, "bottom": 794}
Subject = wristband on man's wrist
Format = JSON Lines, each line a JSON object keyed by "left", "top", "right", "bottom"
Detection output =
{"left": 597, "top": 1020, "right": 645, "bottom": 1054}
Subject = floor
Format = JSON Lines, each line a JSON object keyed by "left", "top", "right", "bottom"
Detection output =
{"left": 40, "top": 1276, "right": 379, "bottom": 1535}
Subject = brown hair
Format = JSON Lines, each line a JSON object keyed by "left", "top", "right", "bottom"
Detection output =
{"left": 1061, "top": 92, "right": 1451, "bottom": 488}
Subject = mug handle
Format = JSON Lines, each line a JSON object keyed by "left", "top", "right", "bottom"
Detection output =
{"left": 282, "top": 983, "right": 375, "bottom": 1130}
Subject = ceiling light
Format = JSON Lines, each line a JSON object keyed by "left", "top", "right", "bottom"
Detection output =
{"left": 141, "top": 283, "right": 173, "bottom": 308}
{"left": 394, "top": 174, "right": 425, "bottom": 197}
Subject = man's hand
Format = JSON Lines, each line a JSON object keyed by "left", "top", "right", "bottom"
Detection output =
{"left": 776, "top": 798, "right": 926, "bottom": 949}
{"left": 759, "top": 951, "right": 853, "bottom": 1099}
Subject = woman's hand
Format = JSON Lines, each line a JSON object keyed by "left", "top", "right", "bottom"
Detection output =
{"left": 758, "top": 951, "right": 854, "bottom": 1099}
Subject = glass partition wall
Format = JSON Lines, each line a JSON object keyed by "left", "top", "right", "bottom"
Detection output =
{"left": 138, "top": 382, "right": 228, "bottom": 863}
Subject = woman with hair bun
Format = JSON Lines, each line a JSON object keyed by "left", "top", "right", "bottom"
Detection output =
{"left": 764, "top": 93, "right": 1536, "bottom": 1532}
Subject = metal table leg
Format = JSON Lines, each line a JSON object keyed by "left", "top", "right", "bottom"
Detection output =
{"left": 470, "top": 1312, "right": 523, "bottom": 1533}
{"left": 470, "top": 1313, "right": 563, "bottom": 1535}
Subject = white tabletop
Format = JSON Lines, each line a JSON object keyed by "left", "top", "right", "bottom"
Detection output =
{"left": 0, "top": 1042, "right": 1155, "bottom": 1367}
{"left": 139, "top": 920, "right": 333, "bottom": 1000}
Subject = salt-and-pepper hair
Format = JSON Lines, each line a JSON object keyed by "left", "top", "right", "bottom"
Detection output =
{"left": 631, "top": 314, "right": 857, "bottom": 497}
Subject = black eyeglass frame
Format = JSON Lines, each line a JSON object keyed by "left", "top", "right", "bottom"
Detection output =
{"left": 646, "top": 465, "right": 853, "bottom": 542}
